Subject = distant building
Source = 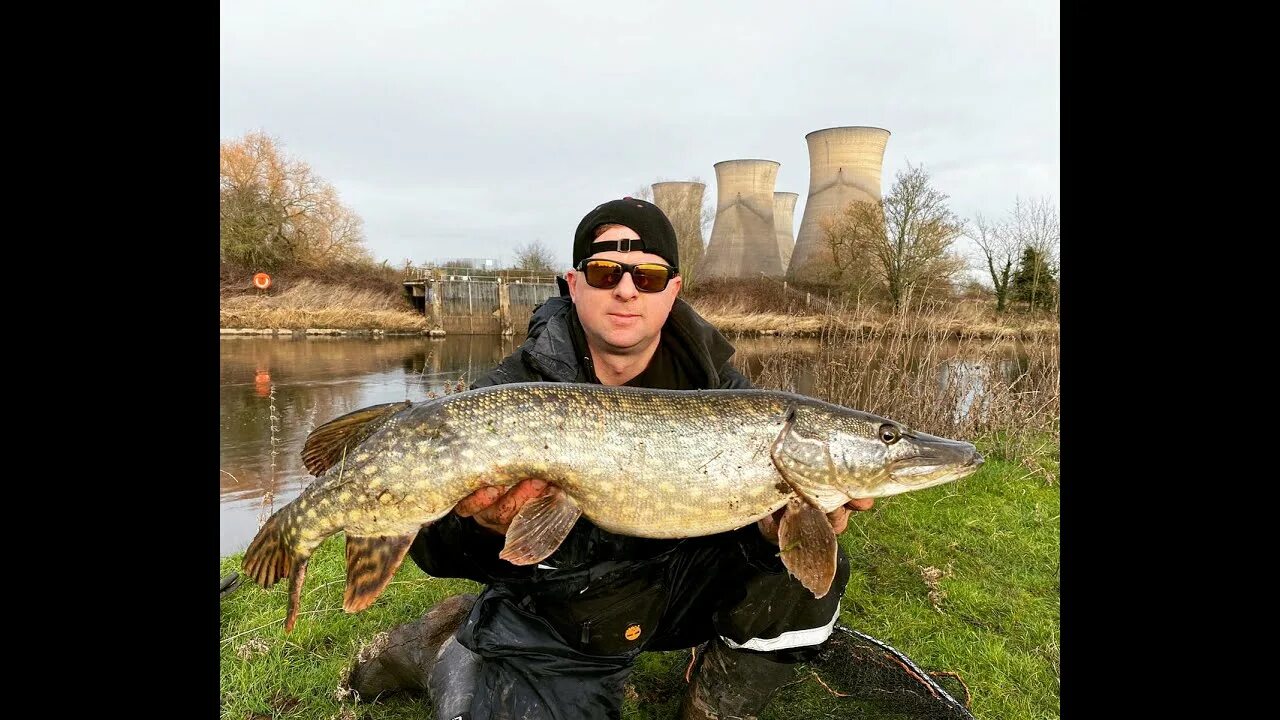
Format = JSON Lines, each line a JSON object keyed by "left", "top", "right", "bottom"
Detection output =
{"left": 436, "top": 257, "right": 499, "bottom": 270}
{"left": 789, "top": 126, "right": 891, "bottom": 283}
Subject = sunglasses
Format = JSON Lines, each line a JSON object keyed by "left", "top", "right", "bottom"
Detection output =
{"left": 578, "top": 257, "right": 686, "bottom": 292}
{"left": 575, "top": 258, "right": 680, "bottom": 293}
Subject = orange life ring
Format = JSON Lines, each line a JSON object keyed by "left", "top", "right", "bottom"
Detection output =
{"left": 253, "top": 272, "right": 272, "bottom": 290}
{"left": 254, "top": 371, "right": 271, "bottom": 397}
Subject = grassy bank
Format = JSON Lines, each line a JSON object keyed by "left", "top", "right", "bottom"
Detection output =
{"left": 219, "top": 442, "right": 1059, "bottom": 720}
{"left": 685, "top": 278, "right": 1057, "bottom": 339}
{"left": 221, "top": 279, "right": 428, "bottom": 333}
{"left": 690, "top": 301, "right": 1056, "bottom": 340}
{"left": 219, "top": 270, "right": 1057, "bottom": 340}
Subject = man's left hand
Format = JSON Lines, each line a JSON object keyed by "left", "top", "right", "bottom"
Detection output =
{"left": 757, "top": 498, "right": 875, "bottom": 545}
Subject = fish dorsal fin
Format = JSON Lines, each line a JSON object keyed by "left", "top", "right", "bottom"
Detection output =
{"left": 301, "top": 401, "right": 412, "bottom": 476}
{"left": 499, "top": 489, "right": 582, "bottom": 566}
{"left": 343, "top": 533, "right": 417, "bottom": 615}
{"left": 769, "top": 406, "right": 837, "bottom": 505}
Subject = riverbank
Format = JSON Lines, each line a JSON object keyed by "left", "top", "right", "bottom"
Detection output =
{"left": 220, "top": 327, "right": 426, "bottom": 337}
{"left": 220, "top": 277, "right": 1059, "bottom": 341}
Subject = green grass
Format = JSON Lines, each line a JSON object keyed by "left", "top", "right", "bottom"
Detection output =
{"left": 220, "top": 444, "right": 1059, "bottom": 719}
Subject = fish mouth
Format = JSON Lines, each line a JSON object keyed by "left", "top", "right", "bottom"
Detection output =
{"left": 889, "top": 431, "right": 984, "bottom": 484}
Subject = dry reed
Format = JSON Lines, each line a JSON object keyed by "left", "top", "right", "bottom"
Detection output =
{"left": 738, "top": 297, "right": 1059, "bottom": 464}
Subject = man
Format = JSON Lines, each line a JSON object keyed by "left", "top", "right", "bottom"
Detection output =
{"left": 348, "top": 197, "right": 873, "bottom": 719}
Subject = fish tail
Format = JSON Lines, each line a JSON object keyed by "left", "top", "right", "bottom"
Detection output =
{"left": 241, "top": 509, "right": 316, "bottom": 633}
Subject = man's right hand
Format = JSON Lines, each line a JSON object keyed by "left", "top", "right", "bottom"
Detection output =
{"left": 454, "top": 478, "right": 549, "bottom": 535}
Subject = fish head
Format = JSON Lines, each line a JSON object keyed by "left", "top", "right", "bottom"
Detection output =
{"left": 824, "top": 410, "right": 984, "bottom": 499}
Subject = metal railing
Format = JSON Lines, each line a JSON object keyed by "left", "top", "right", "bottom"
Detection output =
{"left": 402, "top": 265, "right": 561, "bottom": 285}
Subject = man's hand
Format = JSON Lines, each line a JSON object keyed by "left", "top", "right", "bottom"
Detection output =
{"left": 454, "top": 478, "right": 549, "bottom": 535}
{"left": 757, "top": 497, "right": 875, "bottom": 545}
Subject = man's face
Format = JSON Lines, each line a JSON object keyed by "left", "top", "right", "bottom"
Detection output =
{"left": 566, "top": 224, "right": 682, "bottom": 354}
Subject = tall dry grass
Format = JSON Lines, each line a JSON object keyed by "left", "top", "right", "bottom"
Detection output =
{"left": 220, "top": 279, "right": 427, "bottom": 332}
{"left": 738, "top": 297, "right": 1059, "bottom": 466}
{"left": 687, "top": 278, "right": 1058, "bottom": 339}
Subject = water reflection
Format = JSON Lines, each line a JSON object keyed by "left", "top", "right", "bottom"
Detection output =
{"left": 219, "top": 334, "right": 1041, "bottom": 557}
{"left": 219, "top": 335, "right": 516, "bottom": 556}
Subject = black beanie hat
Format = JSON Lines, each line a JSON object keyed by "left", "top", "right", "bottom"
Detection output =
{"left": 572, "top": 197, "right": 680, "bottom": 269}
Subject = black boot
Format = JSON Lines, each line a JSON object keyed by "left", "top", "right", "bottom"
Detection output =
{"left": 345, "top": 593, "right": 478, "bottom": 701}
{"left": 677, "top": 638, "right": 797, "bottom": 720}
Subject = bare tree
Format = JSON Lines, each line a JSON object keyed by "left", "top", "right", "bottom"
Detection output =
{"left": 297, "top": 185, "right": 369, "bottom": 267}
{"left": 1009, "top": 197, "right": 1060, "bottom": 313}
{"left": 971, "top": 212, "right": 1018, "bottom": 312}
{"left": 219, "top": 131, "right": 370, "bottom": 270}
{"left": 820, "top": 202, "right": 887, "bottom": 302}
{"left": 823, "top": 164, "right": 966, "bottom": 310}
{"left": 513, "top": 239, "right": 558, "bottom": 273}
{"left": 692, "top": 176, "right": 715, "bottom": 282}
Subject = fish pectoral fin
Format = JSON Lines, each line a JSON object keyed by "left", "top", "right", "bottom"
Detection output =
{"left": 769, "top": 406, "right": 837, "bottom": 500}
{"left": 301, "top": 401, "right": 413, "bottom": 476}
{"left": 285, "top": 557, "right": 310, "bottom": 633}
{"left": 777, "top": 498, "right": 838, "bottom": 599}
{"left": 499, "top": 489, "right": 582, "bottom": 566}
{"left": 343, "top": 533, "right": 416, "bottom": 616}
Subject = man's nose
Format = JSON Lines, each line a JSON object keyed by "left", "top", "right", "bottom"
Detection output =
{"left": 612, "top": 270, "right": 639, "bottom": 299}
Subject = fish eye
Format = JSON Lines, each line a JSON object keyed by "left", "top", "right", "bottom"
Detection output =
{"left": 879, "top": 424, "right": 900, "bottom": 445}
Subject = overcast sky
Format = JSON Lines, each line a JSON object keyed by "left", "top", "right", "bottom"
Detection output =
{"left": 220, "top": 0, "right": 1059, "bottom": 273}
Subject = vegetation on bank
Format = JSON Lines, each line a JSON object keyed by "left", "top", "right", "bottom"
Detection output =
{"left": 221, "top": 277, "right": 428, "bottom": 334}
{"left": 219, "top": 263, "right": 1058, "bottom": 340}
{"left": 684, "top": 277, "right": 1058, "bottom": 339}
{"left": 219, "top": 444, "right": 1058, "bottom": 720}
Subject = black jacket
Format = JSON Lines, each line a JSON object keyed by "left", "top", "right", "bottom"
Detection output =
{"left": 471, "top": 291, "right": 754, "bottom": 390}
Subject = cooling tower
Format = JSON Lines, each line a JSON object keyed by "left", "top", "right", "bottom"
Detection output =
{"left": 651, "top": 181, "right": 706, "bottom": 273}
{"left": 773, "top": 191, "right": 799, "bottom": 274}
{"left": 700, "top": 159, "right": 784, "bottom": 278}
{"left": 788, "top": 126, "right": 891, "bottom": 282}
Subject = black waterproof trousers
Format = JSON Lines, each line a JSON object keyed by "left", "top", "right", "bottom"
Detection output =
{"left": 429, "top": 532, "right": 852, "bottom": 720}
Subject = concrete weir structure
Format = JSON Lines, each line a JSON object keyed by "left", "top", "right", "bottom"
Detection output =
{"left": 701, "top": 159, "right": 783, "bottom": 278}
{"left": 773, "top": 191, "right": 799, "bottom": 274}
{"left": 789, "top": 126, "right": 891, "bottom": 282}
{"left": 651, "top": 181, "right": 706, "bottom": 273}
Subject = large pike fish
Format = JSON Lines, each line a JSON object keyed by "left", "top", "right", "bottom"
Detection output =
{"left": 242, "top": 382, "right": 982, "bottom": 631}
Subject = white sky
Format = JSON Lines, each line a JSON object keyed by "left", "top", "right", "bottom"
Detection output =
{"left": 221, "top": 0, "right": 1059, "bottom": 273}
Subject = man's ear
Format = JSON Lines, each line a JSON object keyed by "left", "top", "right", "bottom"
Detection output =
{"left": 669, "top": 274, "right": 682, "bottom": 297}
{"left": 565, "top": 269, "right": 579, "bottom": 302}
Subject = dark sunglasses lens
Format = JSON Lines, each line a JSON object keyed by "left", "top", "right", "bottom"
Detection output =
{"left": 585, "top": 260, "right": 623, "bottom": 289}
{"left": 632, "top": 265, "right": 671, "bottom": 292}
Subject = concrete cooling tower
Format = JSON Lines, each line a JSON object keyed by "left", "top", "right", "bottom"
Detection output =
{"left": 650, "top": 181, "right": 706, "bottom": 273}
{"left": 700, "top": 159, "right": 784, "bottom": 278}
{"left": 773, "top": 191, "right": 799, "bottom": 274}
{"left": 788, "top": 126, "right": 891, "bottom": 282}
